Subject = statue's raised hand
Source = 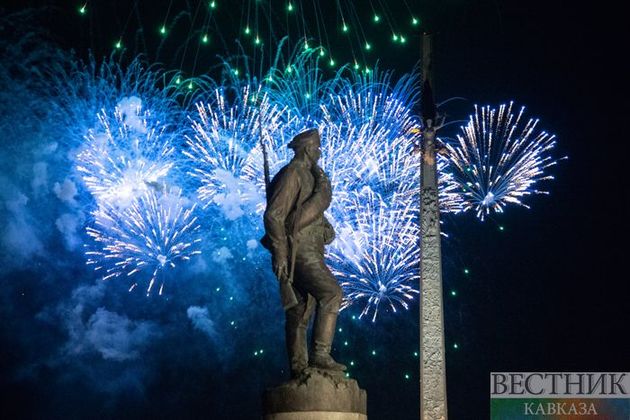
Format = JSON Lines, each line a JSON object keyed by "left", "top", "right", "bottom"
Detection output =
{"left": 311, "top": 165, "right": 332, "bottom": 206}
{"left": 312, "top": 165, "right": 330, "bottom": 189}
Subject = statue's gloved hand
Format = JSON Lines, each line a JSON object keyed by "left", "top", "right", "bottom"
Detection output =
{"left": 312, "top": 165, "right": 331, "bottom": 192}
{"left": 272, "top": 254, "right": 289, "bottom": 283}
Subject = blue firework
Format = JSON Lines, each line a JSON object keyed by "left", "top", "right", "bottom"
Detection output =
{"left": 85, "top": 188, "right": 201, "bottom": 295}
{"left": 76, "top": 100, "right": 175, "bottom": 207}
{"left": 328, "top": 188, "right": 419, "bottom": 322}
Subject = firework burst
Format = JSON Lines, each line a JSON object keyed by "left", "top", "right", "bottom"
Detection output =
{"left": 184, "top": 85, "right": 293, "bottom": 210}
{"left": 85, "top": 188, "right": 201, "bottom": 295}
{"left": 76, "top": 100, "right": 175, "bottom": 207}
{"left": 445, "top": 102, "right": 562, "bottom": 220}
{"left": 328, "top": 188, "right": 419, "bottom": 322}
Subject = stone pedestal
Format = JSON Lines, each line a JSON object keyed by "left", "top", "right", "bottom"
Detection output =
{"left": 262, "top": 368, "right": 367, "bottom": 419}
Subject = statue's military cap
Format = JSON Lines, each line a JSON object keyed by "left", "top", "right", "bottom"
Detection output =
{"left": 287, "top": 128, "right": 320, "bottom": 150}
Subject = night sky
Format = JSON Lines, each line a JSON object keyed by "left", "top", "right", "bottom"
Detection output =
{"left": 0, "top": 1, "right": 627, "bottom": 419}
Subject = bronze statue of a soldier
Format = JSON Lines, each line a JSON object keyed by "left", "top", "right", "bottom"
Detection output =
{"left": 262, "top": 128, "right": 346, "bottom": 379}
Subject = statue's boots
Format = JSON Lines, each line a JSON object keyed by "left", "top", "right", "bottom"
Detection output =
{"left": 286, "top": 313, "right": 308, "bottom": 379}
{"left": 309, "top": 311, "right": 346, "bottom": 371}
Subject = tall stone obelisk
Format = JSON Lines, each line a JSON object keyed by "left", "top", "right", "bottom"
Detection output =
{"left": 419, "top": 33, "right": 448, "bottom": 420}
